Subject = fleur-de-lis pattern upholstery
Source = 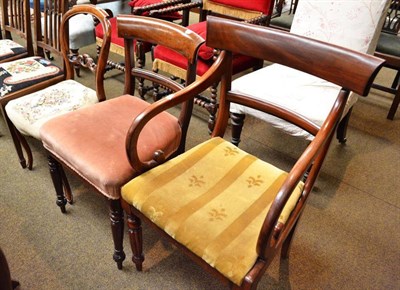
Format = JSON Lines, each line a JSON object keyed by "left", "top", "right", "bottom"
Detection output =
{"left": 229, "top": 0, "right": 390, "bottom": 140}
{"left": 0, "top": 57, "right": 63, "bottom": 98}
{"left": 122, "top": 137, "right": 303, "bottom": 285}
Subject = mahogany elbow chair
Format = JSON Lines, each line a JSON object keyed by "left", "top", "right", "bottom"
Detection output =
{"left": 38, "top": 15, "right": 208, "bottom": 269}
{"left": 0, "top": 0, "right": 34, "bottom": 63}
{"left": 120, "top": 16, "right": 384, "bottom": 289}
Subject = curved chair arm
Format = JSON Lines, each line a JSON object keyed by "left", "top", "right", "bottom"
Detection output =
{"left": 257, "top": 89, "right": 348, "bottom": 260}
{"left": 125, "top": 51, "right": 229, "bottom": 172}
{"left": 60, "top": 4, "right": 111, "bottom": 102}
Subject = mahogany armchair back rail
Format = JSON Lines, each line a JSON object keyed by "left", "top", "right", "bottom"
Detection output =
{"left": 120, "top": 17, "right": 384, "bottom": 289}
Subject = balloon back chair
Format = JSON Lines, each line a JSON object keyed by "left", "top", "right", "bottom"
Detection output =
{"left": 0, "top": 0, "right": 70, "bottom": 169}
{"left": 120, "top": 16, "right": 384, "bottom": 289}
{"left": 5, "top": 4, "right": 111, "bottom": 171}
{"left": 152, "top": 0, "right": 277, "bottom": 132}
{"left": 38, "top": 15, "right": 209, "bottom": 269}
{"left": 229, "top": 0, "right": 390, "bottom": 146}
{"left": 372, "top": 0, "right": 400, "bottom": 119}
{"left": 0, "top": 0, "right": 34, "bottom": 63}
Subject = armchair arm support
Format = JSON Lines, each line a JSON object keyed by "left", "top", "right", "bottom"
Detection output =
{"left": 257, "top": 89, "right": 349, "bottom": 260}
{"left": 125, "top": 51, "right": 229, "bottom": 172}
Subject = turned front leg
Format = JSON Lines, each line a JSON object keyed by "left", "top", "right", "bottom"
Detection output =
{"left": 127, "top": 210, "right": 144, "bottom": 271}
{"left": 47, "top": 155, "right": 67, "bottom": 213}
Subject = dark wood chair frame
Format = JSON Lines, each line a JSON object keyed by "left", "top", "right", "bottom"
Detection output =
{"left": 121, "top": 16, "right": 384, "bottom": 289}
{"left": 0, "top": 0, "right": 34, "bottom": 63}
{"left": 45, "top": 14, "right": 205, "bottom": 270}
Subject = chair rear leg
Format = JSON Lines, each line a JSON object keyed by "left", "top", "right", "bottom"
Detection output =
{"left": 109, "top": 199, "right": 126, "bottom": 270}
{"left": 15, "top": 130, "right": 33, "bottom": 170}
{"left": 207, "top": 83, "right": 218, "bottom": 134}
{"left": 387, "top": 74, "right": 399, "bottom": 120}
{"left": 1, "top": 106, "right": 27, "bottom": 168}
{"left": 281, "top": 219, "right": 300, "bottom": 260}
{"left": 230, "top": 112, "right": 246, "bottom": 147}
{"left": 125, "top": 205, "right": 144, "bottom": 271}
{"left": 336, "top": 107, "right": 353, "bottom": 144}
{"left": 47, "top": 155, "right": 67, "bottom": 213}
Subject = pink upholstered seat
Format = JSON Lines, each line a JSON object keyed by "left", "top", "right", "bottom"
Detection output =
{"left": 40, "top": 95, "right": 182, "bottom": 199}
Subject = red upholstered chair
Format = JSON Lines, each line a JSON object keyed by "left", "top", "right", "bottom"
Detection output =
{"left": 152, "top": 0, "right": 277, "bottom": 132}
{"left": 120, "top": 17, "right": 384, "bottom": 289}
{"left": 39, "top": 15, "right": 207, "bottom": 269}
{"left": 95, "top": 0, "right": 194, "bottom": 79}
{"left": 0, "top": 0, "right": 34, "bottom": 63}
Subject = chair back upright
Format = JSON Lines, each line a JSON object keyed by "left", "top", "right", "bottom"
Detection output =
{"left": 1, "top": 0, "right": 34, "bottom": 56}
{"left": 382, "top": 0, "right": 400, "bottom": 35}
{"left": 33, "top": 0, "right": 69, "bottom": 59}
{"left": 60, "top": 4, "right": 111, "bottom": 101}
{"left": 206, "top": 16, "right": 385, "bottom": 259}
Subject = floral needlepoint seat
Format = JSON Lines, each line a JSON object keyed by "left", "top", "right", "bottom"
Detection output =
{"left": 6, "top": 80, "right": 98, "bottom": 139}
{"left": 0, "top": 57, "right": 63, "bottom": 98}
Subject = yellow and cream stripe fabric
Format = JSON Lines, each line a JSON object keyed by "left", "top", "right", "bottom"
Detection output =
{"left": 122, "top": 137, "right": 304, "bottom": 285}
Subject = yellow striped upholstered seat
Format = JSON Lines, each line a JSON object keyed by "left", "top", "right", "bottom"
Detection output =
{"left": 122, "top": 137, "right": 303, "bottom": 285}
